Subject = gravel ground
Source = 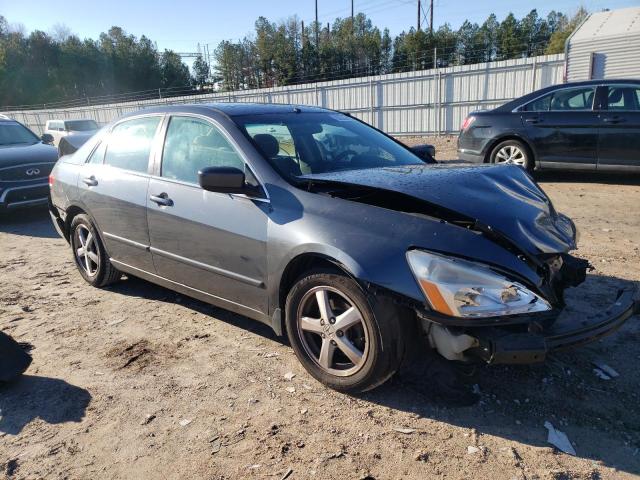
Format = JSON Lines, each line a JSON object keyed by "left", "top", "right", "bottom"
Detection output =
{"left": 1, "top": 141, "right": 640, "bottom": 479}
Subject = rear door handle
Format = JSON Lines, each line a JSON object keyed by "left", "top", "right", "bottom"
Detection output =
{"left": 524, "top": 117, "right": 542, "bottom": 124}
{"left": 602, "top": 116, "right": 624, "bottom": 124}
{"left": 149, "top": 193, "right": 173, "bottom": 207}
{"left": 82, "top": 176, "right": 98, "bottom": 187}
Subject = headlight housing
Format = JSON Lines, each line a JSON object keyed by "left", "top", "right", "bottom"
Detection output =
{"left": 407, "top": 250, "right": 551, "bottom": 318}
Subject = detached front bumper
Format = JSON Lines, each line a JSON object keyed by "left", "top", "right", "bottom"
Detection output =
{"left": 472, "top": 288, "right": 640, "bottom": 364}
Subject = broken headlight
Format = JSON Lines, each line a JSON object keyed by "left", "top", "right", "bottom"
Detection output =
{"left": 406, "top": 250, "right": 551, "bottom": 318}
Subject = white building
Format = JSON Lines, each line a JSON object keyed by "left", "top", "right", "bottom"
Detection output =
{"left": 565, "top": 6, "right": 640, "bottom": 82}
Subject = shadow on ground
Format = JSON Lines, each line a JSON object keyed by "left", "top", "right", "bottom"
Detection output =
{"left": 0, "top": 375, "right": 91, "bottom": 435}
{"left": 0, "top": 206, "right": 58, "bottom": 239}
{"left": 107, "top": 275, "right": 284, "bottom": 346}
{"left": 104, "top": 269, "right": 640, "bottom": 474}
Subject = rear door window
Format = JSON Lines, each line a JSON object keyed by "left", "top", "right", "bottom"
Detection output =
{"left": 549, "top": 87, "right": 595, "bottom": 111}
{"left": 88, "top": 140, "right": 107, "bottom": 164}
{"left": 104, "top": 116, "right": 161, "bottom": 173}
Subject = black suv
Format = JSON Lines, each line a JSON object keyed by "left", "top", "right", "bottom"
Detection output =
{"left": 0, "top": 116, "right": 57, "bottom": 211}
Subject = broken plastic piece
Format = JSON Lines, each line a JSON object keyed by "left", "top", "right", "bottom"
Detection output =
{"left": 544, "top": 421, "right": 576, "bottom": 456}
{"left": 592, "top": 361, "right": 620, "bottom": 378}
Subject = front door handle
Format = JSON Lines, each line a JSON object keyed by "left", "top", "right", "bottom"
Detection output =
{"left": 602, "top": 116, "right": 624, "bottom": 124}
{"left": 149, "top": 193, "right": 173, "bottom": 207}
{"left": 82, "top": 176, "right": 98, "bottom": 187}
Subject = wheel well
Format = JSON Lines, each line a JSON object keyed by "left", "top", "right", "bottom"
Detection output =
{"left": 278, "top": 254, "right": 352, "bottom": 312}
{"left": 63, "top": 206, "right": 86, "bottom": 240}
{"left": 483, "top": 135, "right": 535, "bottom": 165}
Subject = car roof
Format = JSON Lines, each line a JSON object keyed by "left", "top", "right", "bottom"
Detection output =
{"left": 123, "top": 102, "right": 331, "bottom": 120}
{"left": 47, "top": 118, "right": 97, "bottom": 122}
{"left": 496, "top": 79, "right": 640, "bottom": 112}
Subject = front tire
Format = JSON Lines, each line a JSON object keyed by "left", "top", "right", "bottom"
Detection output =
{"left": 70, "top": 214, "right": 121, "bottom": 287}
{"left": 489, "top": 139, "right": 532, "bottom": 171}
{"left": 285, "top": 271, "right": 405, "bottom": 393}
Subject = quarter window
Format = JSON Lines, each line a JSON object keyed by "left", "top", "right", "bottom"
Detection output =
{"left": 104, "top": 116, "right": 161, "bottom": 173}
{"left": 161, "top": 116, "right": 245, "bottom": 184}
{"left": 607, "top": 86, "right": 640, "bottom": 111}
{"left": 523, "top": 93, "right": 552, "bottom": 112}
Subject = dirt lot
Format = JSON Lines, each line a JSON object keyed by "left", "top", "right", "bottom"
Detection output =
{"left": 1, "top": 139, "right": 640, "bottom": 479}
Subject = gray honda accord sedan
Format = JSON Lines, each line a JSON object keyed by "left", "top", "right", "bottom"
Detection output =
{"left": 49, "top": 103, "right": 639, "bottom": 393}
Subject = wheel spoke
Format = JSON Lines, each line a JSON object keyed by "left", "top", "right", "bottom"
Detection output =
{"left": 334, "top": 307, "right": 361, "bottom": 331}
{"left": 335, "top": 336, "right": 364, "bottom": 365}
{"left": 315, "top": 289, "right": 333, "bottom": 322}
{"left": 300, "top": 316, "right": 324, "bottom": 334}
{"left": 87, "top": 251, "right": 99, "bottom": 264}
{"left": 85, "top": 232, "right": 94, "bottom": 250}
{"left": 76, "top": 247, "right": 85, "bottom": 258}
{"left": 78, "top": 229, "right": 87, "bottom": 248}
{"left": 318, "top": 338, "right": 336, "bottom": 369}
{"left": 84, "top": 254, "right": 91, "bottom": 273}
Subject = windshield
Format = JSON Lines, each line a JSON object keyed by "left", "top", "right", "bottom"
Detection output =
{"left": 0, "top": 122, "right": 39, "bottom": 146}
{"left": 66, "top": 120, "right": 98, "bottom": 132}
{"left": 233, "top": 112, "right": 424, "bottom": 181}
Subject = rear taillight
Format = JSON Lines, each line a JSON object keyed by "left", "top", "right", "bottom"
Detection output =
{"left": 49, "top": 173, "right": 54, "bottom": 187}
{"left": 461, "top": 116, "right": 476, "bottom": 131}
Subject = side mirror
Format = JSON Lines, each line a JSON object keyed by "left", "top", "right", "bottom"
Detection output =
{"left": 41, "top": 133, "right": 54, "bottom": 144}
{"left": 410, "top": 144, "right": 437, "bottom": 164}
{"left": 198, "top": 166, "right": 246, "bottom": 194}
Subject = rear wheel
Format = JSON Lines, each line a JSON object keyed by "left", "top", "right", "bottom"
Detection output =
{"left": 70, "top": 214, "right": 121, "bottom": 287}
{"left": 489, "top": 139, "right": 532, "bottom": 171}
{"left": 285, "top": 271, "right": 405, "bottom": 393}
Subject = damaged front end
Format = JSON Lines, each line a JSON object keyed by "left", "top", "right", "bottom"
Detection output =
{"left": 300, "top": 164, "right": 639, "bottom": 365}
{"left": 414, "top": 253, "right": 639, "bottom": 365}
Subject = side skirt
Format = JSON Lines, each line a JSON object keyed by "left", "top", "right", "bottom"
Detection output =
{"left": 110, "top": 259, "right": 274, "bottom": 330}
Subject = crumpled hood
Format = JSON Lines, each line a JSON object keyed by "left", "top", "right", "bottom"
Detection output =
{"left": 302, "top": 163, "right": 577, "bottom": 256}
{"left": 0, "top": 142, "right": 58, "bottom": 167}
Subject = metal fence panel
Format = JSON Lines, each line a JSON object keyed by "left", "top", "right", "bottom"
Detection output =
{"left": 3, "top": 54, "right": 565, "bottom": 135}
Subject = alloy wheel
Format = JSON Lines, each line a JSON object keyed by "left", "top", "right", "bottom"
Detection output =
{"left": 75, "top": 224, "right": 99, "bottom": 277}
{"left": 495, "top": 145, "right": 526, "bottom": 166}
{"left": 296, "top": 286, "right": 369, "bottom": 377}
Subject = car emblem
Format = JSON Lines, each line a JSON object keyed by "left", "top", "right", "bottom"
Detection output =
{"left": 25, "top": 168, "right": 40, "bottom": 176}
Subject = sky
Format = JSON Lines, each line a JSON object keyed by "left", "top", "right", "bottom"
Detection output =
{"left": 2, "top": 0, "right": 639, "bottom": 66}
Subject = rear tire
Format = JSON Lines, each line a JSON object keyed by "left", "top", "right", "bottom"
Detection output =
{"left": 70, "top": 214, "right": 121, "bottom": 287}
{"left": 285, "top": 270, "right": 405, "bottom": 393}
{"left": 489, "top": 139, "right": 533, "bottom": 172}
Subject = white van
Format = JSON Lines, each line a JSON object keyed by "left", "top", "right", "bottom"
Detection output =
{"left": 44, "top": 119, "right": 99, "bottom": 146}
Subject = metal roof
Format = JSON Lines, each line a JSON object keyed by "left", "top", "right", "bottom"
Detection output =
{"left": 571, "top": 7, "right": 640, "bottom": 42}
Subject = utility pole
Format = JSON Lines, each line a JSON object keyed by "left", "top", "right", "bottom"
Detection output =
{"left": 430, "top": 0, "right": 433, "bottom": 34}
{"left": 417, "top": 0, "right": 421, "bottom": 31}
{"left": 315, "top": 0, "right": 319, "bottom": 47}
{"left": 351, "top": 0, "right": 354, "bottom": 37}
